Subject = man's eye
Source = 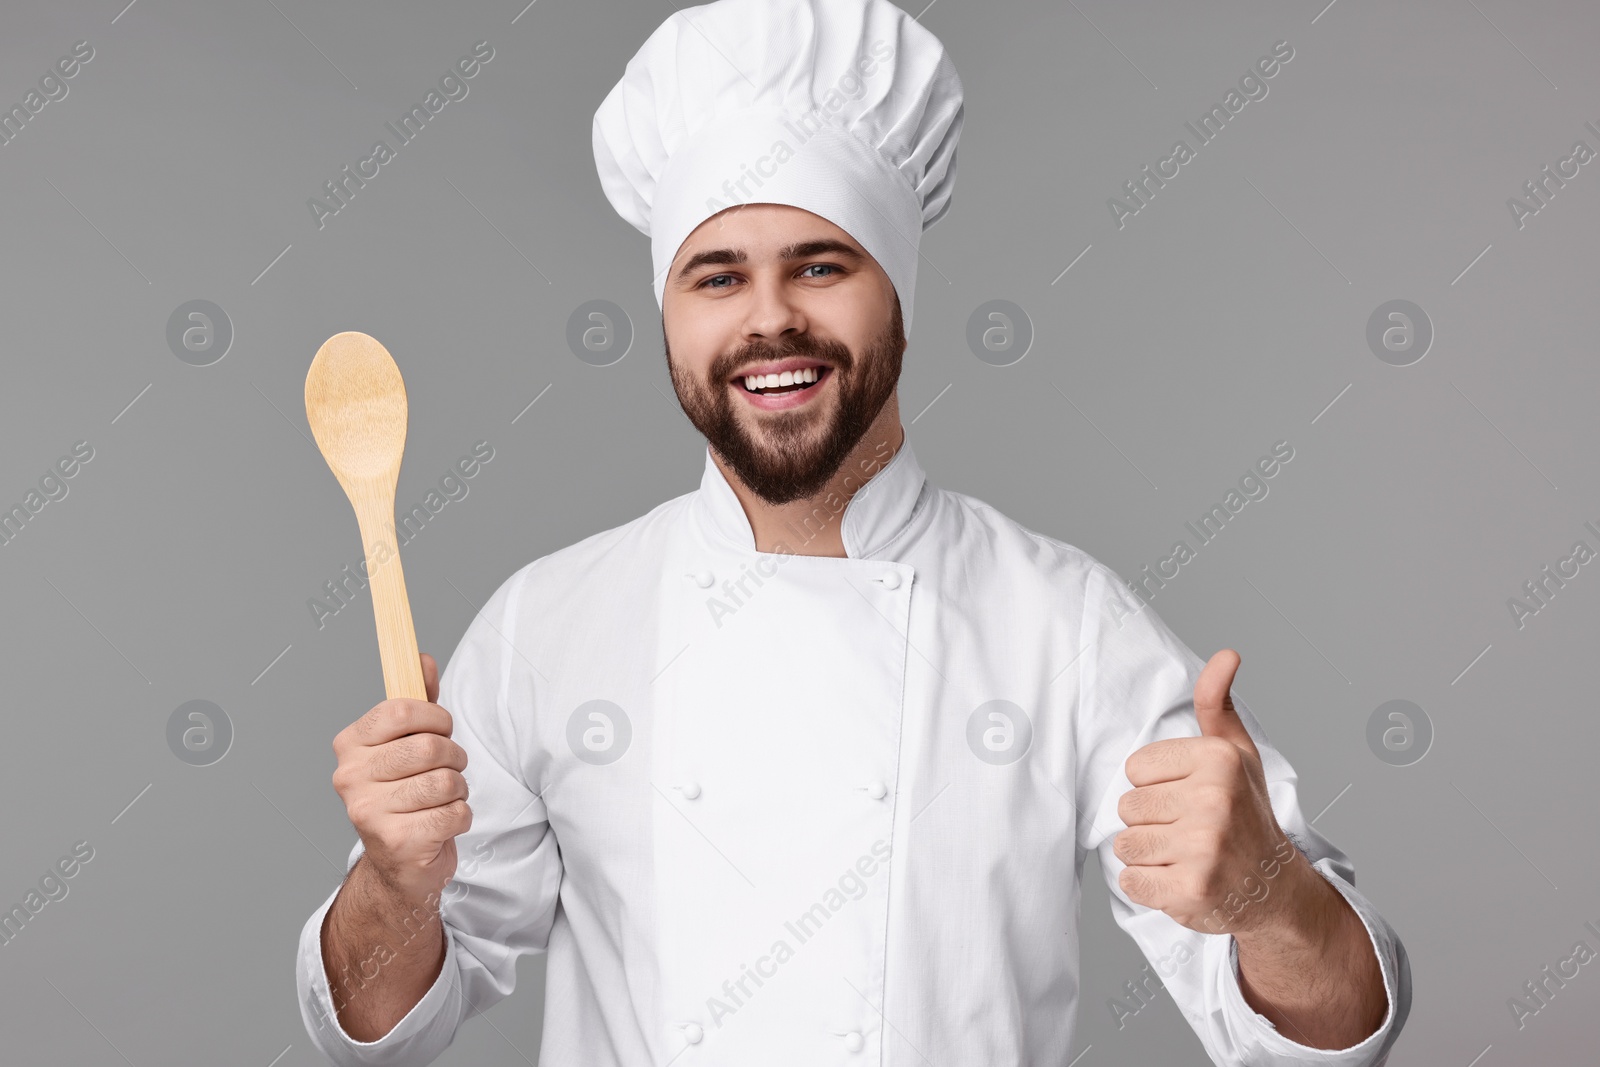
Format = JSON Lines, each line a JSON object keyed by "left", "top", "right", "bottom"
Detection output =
{"left": 800, "top": 264, "right": 838, "bottom": 278}
{"left": 700, "top": 273, "right": 737, "bottom": 289}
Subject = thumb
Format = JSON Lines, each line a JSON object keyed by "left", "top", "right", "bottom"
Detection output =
{"left": 421, "top": 652, "right": 440, "bottom": 705}
{"left": 1194, "top": 648, "right": 1257, "bottom": 759}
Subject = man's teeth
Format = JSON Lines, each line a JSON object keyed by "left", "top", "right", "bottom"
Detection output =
{"left": 743, "top": 366, "right": 822, "bottom": 393}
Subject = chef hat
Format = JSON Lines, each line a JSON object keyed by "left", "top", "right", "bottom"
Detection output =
{"left": 592, "top": 0, "right": 963, "bottom": 332}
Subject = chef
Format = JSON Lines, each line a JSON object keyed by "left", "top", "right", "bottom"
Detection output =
{"left": 295, "top": 0, "right": 1411, "bottom": 1063}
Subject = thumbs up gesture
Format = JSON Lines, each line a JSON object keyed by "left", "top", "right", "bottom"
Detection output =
{"left": 1113, "top": 649, "right": 1306, "bottom": 937}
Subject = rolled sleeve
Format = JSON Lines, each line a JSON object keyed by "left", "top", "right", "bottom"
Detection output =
{"left": 1218, "top": 861, "right": 1411, "bottom": 1066}
{"left": 295, "top": 843, "right": 468, "bottom": 1066}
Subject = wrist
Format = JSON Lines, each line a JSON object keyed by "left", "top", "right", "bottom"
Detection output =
{"left": 1234, "top": 854, "right": 1341, "bottom": 957}
{"left": 353, "top": 854, "right": 444, "bottom": 917}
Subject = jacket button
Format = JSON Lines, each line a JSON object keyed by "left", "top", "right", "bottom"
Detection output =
{"left": 878, "top": 571, "right": 901, "bottom": 590}
{"left": 680, "top": 780, "right": 701, "bottom": 800}
{"left": 683, "top": 1022, "right": 704, "bottom": 1044}
{"left": 690, "top": 570, "right": 714, "bottom": 588}
{"left": 866, "top": 780, "right": 887, "bottom": 799}
{"left": 843, "top": 1030, "right": 865, "bottom": 1052}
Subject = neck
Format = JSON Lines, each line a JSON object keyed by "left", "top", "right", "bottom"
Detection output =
{"left": 713, "top": 394, "right": 905, "bottom": 557}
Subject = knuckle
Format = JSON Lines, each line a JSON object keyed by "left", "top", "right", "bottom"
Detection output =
{"left": 1205, "top": 736, "right": 1243, "bottom": 767}
{"left": 425, "top": 734, "right": 455, "bottom": 767}
{"left": 376, "top": 699, "right": 410, "bottom": 733}
{"left": 427, "top": 767, "right": 457, "bottom": 800}
{"left": 346, "top": 793, "right": 373, "bottom": 829}
{"left": 414, "top": 767, "right": 463, "bottom": 807}
{"left": 413, "top": 733, "right": 440, "bottom": 763}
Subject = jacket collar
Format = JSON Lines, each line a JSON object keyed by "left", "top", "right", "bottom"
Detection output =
{"left": 694, "top": 432, "right": 928, "bottom": 559}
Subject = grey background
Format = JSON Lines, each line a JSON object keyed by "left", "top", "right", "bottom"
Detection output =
{"left": 0, "top": 0, "right": 1594, "bottom": 1063}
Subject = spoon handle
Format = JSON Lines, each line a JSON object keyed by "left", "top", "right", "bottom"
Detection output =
{"left": 352, "top": 486, "right": 426, "bottom": 702}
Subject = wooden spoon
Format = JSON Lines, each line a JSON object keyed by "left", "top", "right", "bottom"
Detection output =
{"left": 305, "top": 331, "right": 426, "bottom": 701}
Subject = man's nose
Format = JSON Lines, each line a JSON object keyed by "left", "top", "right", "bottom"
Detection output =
{"left": 741, "top": 275, "right": 807, "bottom": 341}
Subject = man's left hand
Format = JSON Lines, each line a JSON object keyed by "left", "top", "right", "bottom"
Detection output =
{"left": 1113, "top": 649, "right": 1305, "bottom": 936}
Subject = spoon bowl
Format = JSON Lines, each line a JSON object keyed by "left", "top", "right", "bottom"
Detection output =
{"left": 306, "top": 331, "right": 409, "bottom": 487}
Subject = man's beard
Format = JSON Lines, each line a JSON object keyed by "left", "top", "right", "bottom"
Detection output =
{"left": 666, "top": 299, "right": 904, "bottom": 507}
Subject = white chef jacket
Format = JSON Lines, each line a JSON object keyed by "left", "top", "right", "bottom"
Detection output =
{"left": 296, "top": 433, "right": 1410, "bottom": 1066}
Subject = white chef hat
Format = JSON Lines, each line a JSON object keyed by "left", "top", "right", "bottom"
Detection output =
{"left": 592, "top": 0, "right": 963, "bottom": 332}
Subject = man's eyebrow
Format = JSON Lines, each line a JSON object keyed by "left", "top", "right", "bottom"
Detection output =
{"left": 674, "top": 247, "right": 745, "bottom": 282}
{"left": 778, "top": 239, "right": 864, "bottom": 261}
{"left": 672, "top": 239, "right": 864, "bottom": 284}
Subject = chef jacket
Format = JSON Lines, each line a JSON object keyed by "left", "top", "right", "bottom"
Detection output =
{"left": 295, "top": 432, "right": 1410, "bottom": 1066}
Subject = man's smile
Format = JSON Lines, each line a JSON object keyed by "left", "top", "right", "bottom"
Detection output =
{"left": 730, "top": 363, "right": 834, "bottom": 411}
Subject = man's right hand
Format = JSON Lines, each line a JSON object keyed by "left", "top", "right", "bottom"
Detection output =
{"left": 330, "top": 652, "right": 473, "bottom": 907}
